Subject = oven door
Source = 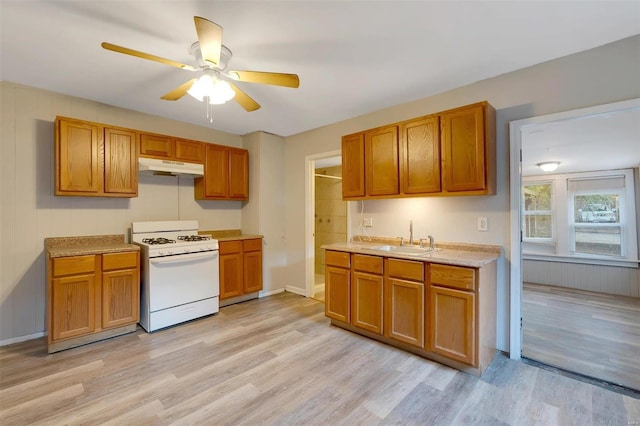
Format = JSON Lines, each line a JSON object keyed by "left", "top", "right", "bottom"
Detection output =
{"left": 147, "top": 251, "right": 219, "bottom": 312}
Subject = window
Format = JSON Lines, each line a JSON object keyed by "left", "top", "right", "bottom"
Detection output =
{"left": 523, "top": 182, "right": 553, "bottom": 240}
{"left": 522, "top": 169, "right": 637, "bottom": 267}
{"left": 569, "top": 176, "right": 625, "bottom": 258}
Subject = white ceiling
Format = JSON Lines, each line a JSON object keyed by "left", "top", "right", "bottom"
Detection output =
{"left": 1, "top": 1, "right": 639, "bottom": 137}
{"left": 522, "top": 106, "right": 640, "bottom": 177}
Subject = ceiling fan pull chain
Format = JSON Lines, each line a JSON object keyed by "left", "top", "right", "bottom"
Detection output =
{"left": 205, "top": 95, "right": 214, "bottom": 123}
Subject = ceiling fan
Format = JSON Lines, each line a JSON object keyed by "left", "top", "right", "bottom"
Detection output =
{"left": 102, "top": 16, "right": 299, "bottom": 113}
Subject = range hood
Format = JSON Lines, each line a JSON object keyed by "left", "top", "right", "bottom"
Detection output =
{"left": 138, "top": 157, "right": 204, "bottom": 177}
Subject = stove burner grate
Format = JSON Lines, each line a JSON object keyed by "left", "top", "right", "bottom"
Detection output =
{"left": 177, "top": 235, "right": 211, "bottom": 242}
{"left": 142, "top": 237, "right": 176, "bottom": 245}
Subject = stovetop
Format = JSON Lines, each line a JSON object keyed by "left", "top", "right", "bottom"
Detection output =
{"left": 131, "top": 220, "right": 218, "bottom": 257}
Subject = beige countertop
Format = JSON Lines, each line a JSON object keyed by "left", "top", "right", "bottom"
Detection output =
{"left": 322, "top": 241, "right": 501, "bottom": 268}
{"left": 198, "top": 229, "right": 263, "bottom": 241}
{"left": 45, "top": 235, "right": 139, "bottom": 258}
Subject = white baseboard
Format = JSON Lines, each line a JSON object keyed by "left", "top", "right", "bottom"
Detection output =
{"left": 314, "top": 283, "right": 325, "bottom": 294}
{"left": 259, "top": 288, "right": 285, "bottom": 298}
{"left": 0, "top": 331, "right": 45, "bottom": 347}
{"left": 285, "top": 286, "right": 307, "bottom": 296}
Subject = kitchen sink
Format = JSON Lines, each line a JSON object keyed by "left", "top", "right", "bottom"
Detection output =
{"left": 368, "top": 245, "right": 441, "bottom": 256}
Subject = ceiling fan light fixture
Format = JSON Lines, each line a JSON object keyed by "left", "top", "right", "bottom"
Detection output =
{"left": 187, "top": 74, "right": 235, "bottom": 104}
{"left": 537, "top": 161, "right": 561, "bottom": 172}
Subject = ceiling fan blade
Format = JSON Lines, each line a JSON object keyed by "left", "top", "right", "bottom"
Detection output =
{"left": 101, "top": 42, "right": 196, "bottom": 71}
{"left": 161, "top": 79, "right": 197, "bottom": 101}
{"left": 228, "top": 82, "right": 261, "bottom": 112}
{"left": 194, "top": 16, "right": 222, "bottom": 67}
{"left": 229, "top": 71, "right": 300, "bottom": 88}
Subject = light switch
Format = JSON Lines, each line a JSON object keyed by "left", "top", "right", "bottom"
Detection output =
{"left": 477, "top": 216, "right": 488, "bottom": 231}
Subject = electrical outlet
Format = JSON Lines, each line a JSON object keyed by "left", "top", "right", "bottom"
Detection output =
{"left": 477, "top": 216, "right": 488, "bottom": 231}
{"left": 362, "top": 217, "right": 373, "bottom": 227}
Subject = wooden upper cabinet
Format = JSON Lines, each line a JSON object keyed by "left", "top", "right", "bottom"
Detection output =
{"left": 139, "top": 133, "right": 174, "bottom": 159}
{"left": 56, "top": 119, "right": 101, "bottom": 194}
{"left": 104, "top": 127, "right": 137, "bottom": 195}
{"left": 440, "top": 102, "right": 495, "bottom": 194}
{"left": 196, "top": 144, "right": 229, "bottom": 199}
{"left": 195, "top": 144, "right": 249, "bottom": 201}
{"left": 400, "top": 116, "right": 441, "bottom": 194}
{"left": 342, "top": 133, "right": 366, "bottom": 198}
{"left": 229, "top": 148, "right": 249, "bottom": 200}
{"left": 55, "top": 117, "right": 138, "bottom": 198}
{"left": 365, "top": 125, "right": 399, "bottom": 196}
{"left": 175, "top": 139, "right": 205, "bottom": 163}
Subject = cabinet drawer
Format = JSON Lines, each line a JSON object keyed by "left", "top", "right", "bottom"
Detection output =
{"left": 53, "top": 255, "right": 96, "bottom": 277}
{"left": 430, "top": 264, "right": 476, "bottom": 291}
{"left": 220, "top": 240, "right": 243, "bottom": 254}
{"left": 243, "top": 238, "right": 262, "bottom": 252}
{"left": 326, "top": 250, "right": 350, "bottom": 268}
{"left": 386, "top": 258, "right": 424, "bottom": 282}
{"left": 103, "top": 251, "right": 138, "bottom": 271}
{"left": 353, "top": 254, "right": 383, "bottom": 274}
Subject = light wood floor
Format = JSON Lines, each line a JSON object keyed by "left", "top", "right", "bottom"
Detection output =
{"left": 523, "top": 282, "right": 640, "bottom": 391}
{"left": 1, "top": 292, "right": 638, "bottom": 425}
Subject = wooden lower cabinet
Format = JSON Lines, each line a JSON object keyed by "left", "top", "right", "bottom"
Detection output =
{"left": 324, "top": 249, "right": 497, "bottom": 376}
{"left": 48, "top": 251, "right": 140, "bottom": 353}
{"left": 325, "top": 266, "right": 350, "bottom": 323}
{"left": 52, "top": 272, "right": 97, "bottom": 341}
{"left": 385, "top": 277, "right": 424, "bottom": 348}
{"left": 351, "top": 271, "right": 383, "bottom": 334}
{"left": 430, "top": 286, "right": 475, "bottom": 365}
{"left": 219, "top": 238, "right": 263, "bottom": 300}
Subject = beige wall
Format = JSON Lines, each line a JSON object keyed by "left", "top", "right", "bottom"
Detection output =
{"left": 0, "top": 82, "right": 243, "bottom": 343}
{"left": 283, "top": 35, "right": 640, "bottom": 352}
{"left": 314, "top": 166, "right": 347, "bottom": 274}
{"left": 241, "top": 131, "right": 287, "bottom": 294}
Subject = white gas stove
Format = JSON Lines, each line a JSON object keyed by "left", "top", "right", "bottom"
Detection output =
{"left": 131, "top": 220, "right": 220, "bottom": 332}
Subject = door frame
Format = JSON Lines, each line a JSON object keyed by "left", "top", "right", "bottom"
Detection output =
{"left": 305, "top": 150, "right": 351, "bottom": 298}
{"left": 508, "top": 97, "right": 640, "bottom": 359}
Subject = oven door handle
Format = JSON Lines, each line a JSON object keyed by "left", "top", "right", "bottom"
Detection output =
{"left": 149, "top": 251, "right": 217, "bottom": 264}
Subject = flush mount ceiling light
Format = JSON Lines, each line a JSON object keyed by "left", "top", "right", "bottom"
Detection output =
{"left": 537, "top": 161, "right": 561, "bottom": 172}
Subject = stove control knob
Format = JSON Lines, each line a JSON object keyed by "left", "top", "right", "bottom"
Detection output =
{"left": 159, "top": 250, "right": 166, "bottom": 256}
{"left": 167, "top": 249, "right": 174, "bottom": 255}
{"left": 184, "top": 248, "right": 190, "bottom": 253}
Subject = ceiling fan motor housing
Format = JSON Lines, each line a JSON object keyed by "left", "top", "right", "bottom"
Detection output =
{"left": 190, "top": 41, "right": 232, "bottom": 71}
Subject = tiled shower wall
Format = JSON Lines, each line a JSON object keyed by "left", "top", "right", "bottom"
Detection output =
{"left": 315, "top": 166, "right": 347, "bottom": 274}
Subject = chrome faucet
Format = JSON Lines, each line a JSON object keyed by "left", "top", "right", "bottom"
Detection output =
{"left": 419, "top": 235, "right": 435, "bottom": 250}
{"left": 409, "top": 220, "right": 414, "bottom": 245}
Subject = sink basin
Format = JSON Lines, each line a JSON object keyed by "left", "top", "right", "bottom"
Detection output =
{"left": 368, "top": 245, "right": 441, "bottom": 256}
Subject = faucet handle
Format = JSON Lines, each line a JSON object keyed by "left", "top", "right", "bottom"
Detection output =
{"left": 398, "top": 237, "right": 404, "bottom": 246}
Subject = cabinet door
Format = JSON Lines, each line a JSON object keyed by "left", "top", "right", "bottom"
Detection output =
{"left": 139, "top": 133, "right": 174, "bottom": 159}
{"left": 243, "top": 249, "right": 263, "bottom": 293}
{"left": 104, "top": 127, "right": 138, "bottom": 195}
{"left": 325, "top": 266, "right": 350, "bottom": 323}
{"left": 51, "top": 274, "right": 96, "bottom": 341}
{"left": 203, "top": 144, "right": 230, "bottom": 198}
{"left": 56, "top": 119, "right": 101, "bottom": 194}
{"left": 351, "top": 271, "right": 383, "bottom": 334}
{"left": 229, "top": 148, "right": 249, "bottom": 200}
{"left": 219, "top": 252, "right": 243, "bottom": 299}
{"left": 440, "top": 104, "right": 486, "bottom": 192}
{"left": 430, "top": 286, "right": 476, "bottom": 365}
{"left": 385, "top": 278, "right": 424, "bottom": 348}
{"left": 400, "top": 116, "right": 441, "bottom": 194}
{"left": 365, "top": 125, "right": 399, "bottom": 196}
{"left": 102, "top": 269, "right": 139, "bottom": 329}
{"left": 342, "top": 133, "right": 365, "bottom": 198}
{"left": 175, "top": 139, "right": 205, "bottom": 163}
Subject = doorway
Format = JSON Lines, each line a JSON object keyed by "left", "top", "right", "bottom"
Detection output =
{"left": 305, "top": 150, "right": 350, "bottom": 300}
{"left": 509, "top": 98, "right": 640, "bottom": 390}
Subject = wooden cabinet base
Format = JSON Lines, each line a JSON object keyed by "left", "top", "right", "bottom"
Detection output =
{"left": 47, "top": 323, "right": 137, "bottom": 354}
{"left": 329, "top": 319, "right": 496, "bottom": 377}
